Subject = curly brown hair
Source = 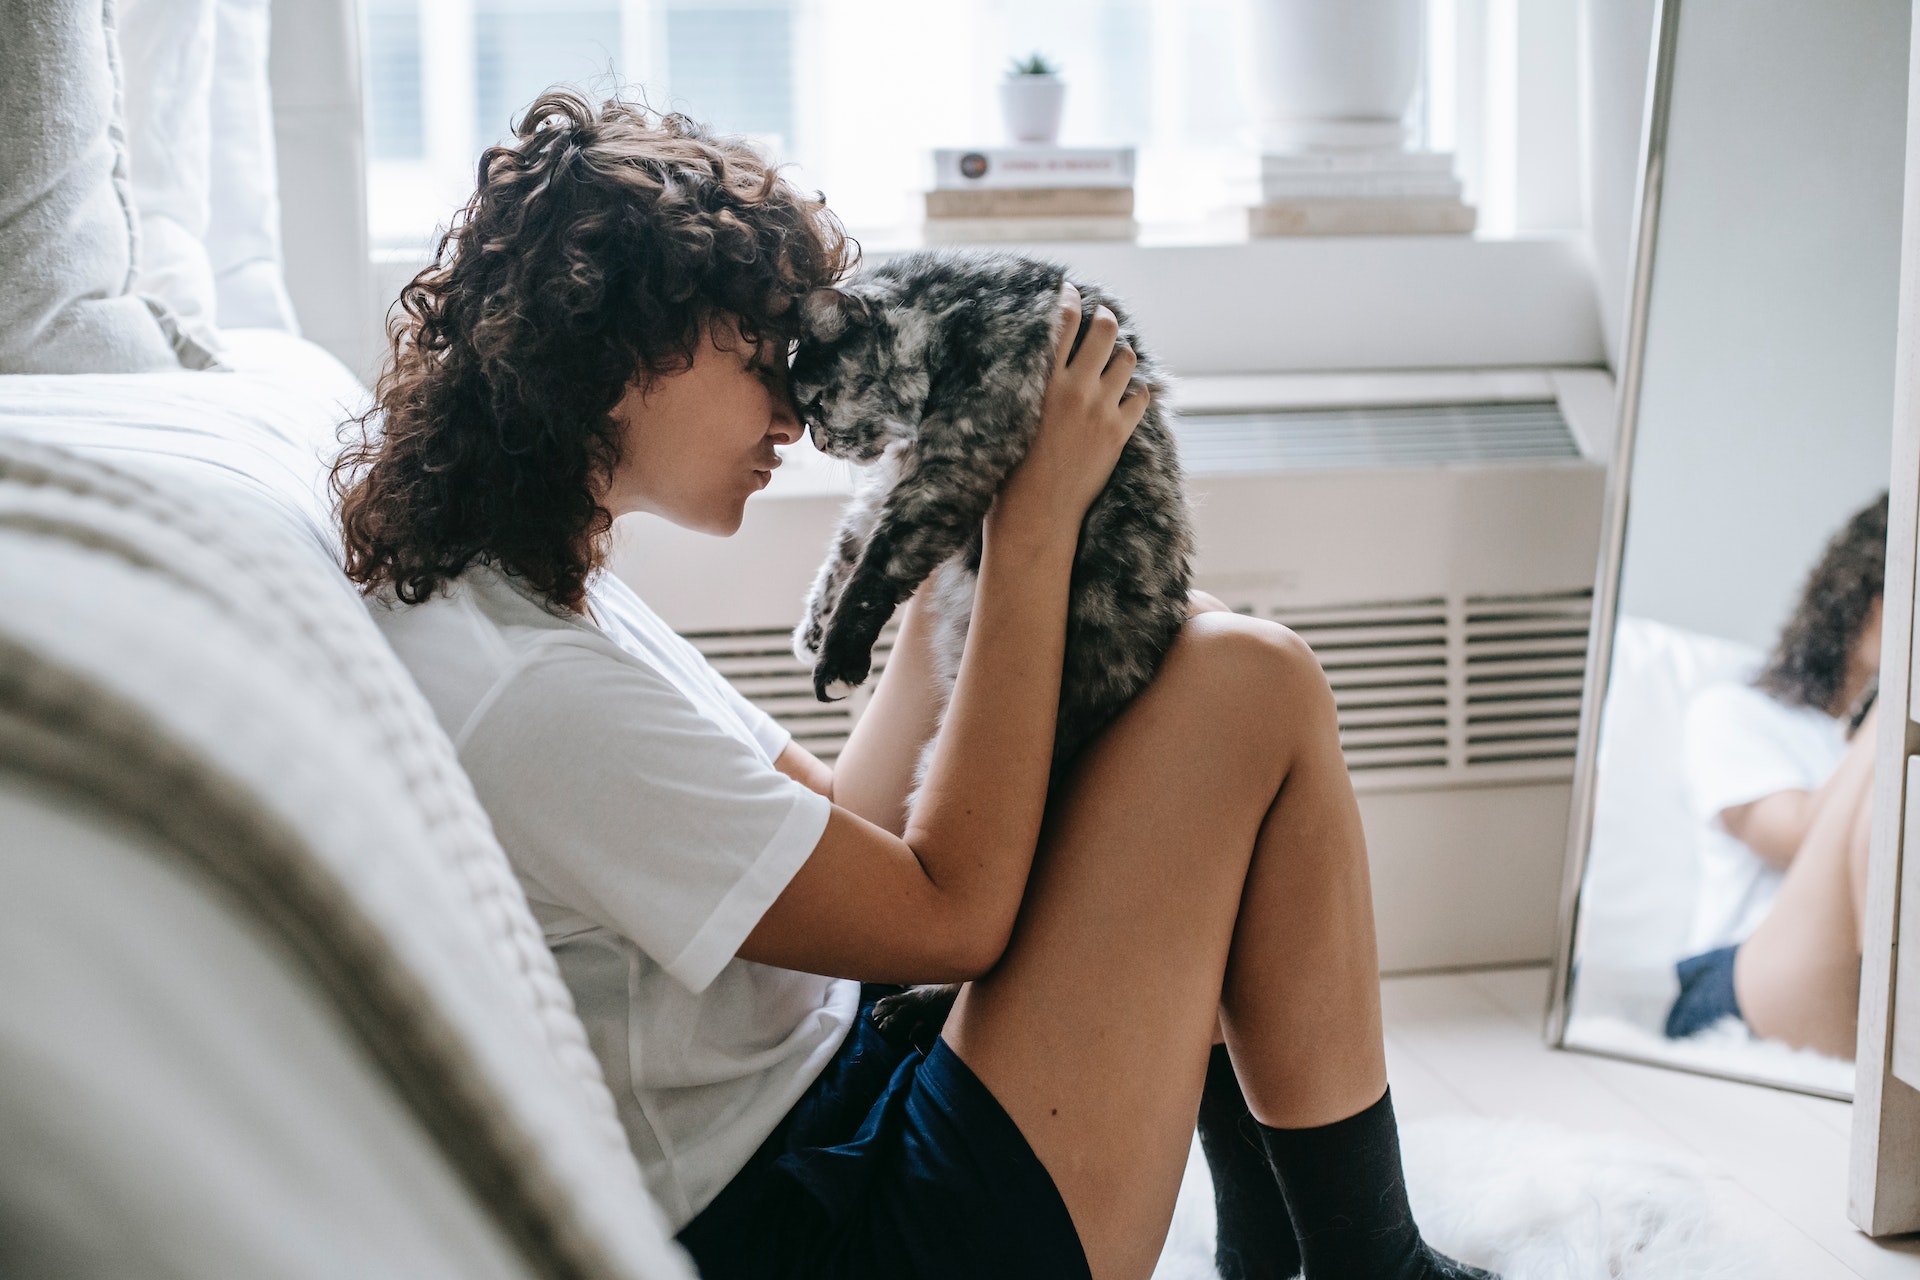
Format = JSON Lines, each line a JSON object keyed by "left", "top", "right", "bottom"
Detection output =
{"left": 332, "top": 89, "right": 853, "bottom": 611}
{"left": 1755, "top": 491, "right": 1890, "bottom": 715}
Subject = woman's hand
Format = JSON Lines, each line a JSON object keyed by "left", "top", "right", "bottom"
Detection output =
{"left": 992, "top": 283, "right": 1150, "bottom": 539}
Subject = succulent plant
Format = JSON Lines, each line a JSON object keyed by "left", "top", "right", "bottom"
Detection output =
{"left": 1007, "top": 52, "right": 1060, "bottom": 77}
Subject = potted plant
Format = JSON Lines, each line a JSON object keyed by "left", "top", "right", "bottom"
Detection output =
{"left": 1000, "top": 53, "right": 1065, "bottom": 146}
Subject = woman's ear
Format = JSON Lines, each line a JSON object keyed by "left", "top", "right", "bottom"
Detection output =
{"left": 802, "top": 286, "right": 873, "bottom": 343}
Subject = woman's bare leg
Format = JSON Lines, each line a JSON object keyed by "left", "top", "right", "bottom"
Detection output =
{"left": 1734, "top": 740, "right": 1876, "bottom": 1058}
{"left": 941, "top": 613, "right": 1385, "bottom": 1280}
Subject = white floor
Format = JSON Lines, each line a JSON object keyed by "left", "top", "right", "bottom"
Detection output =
{"left": 1381, "top": 965, "right": 1920, "bottom": 1279}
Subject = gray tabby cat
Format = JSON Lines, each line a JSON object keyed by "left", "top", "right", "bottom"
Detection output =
{"left": 791, "top": 249, "right": 1193, "bottom": 777}
{"left": 789, "top": 250, "right": 1194, "bottom": 1044}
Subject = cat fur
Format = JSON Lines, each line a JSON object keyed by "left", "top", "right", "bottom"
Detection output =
{"left": 789, "top": 249, "right": 1194, "bottom": 787}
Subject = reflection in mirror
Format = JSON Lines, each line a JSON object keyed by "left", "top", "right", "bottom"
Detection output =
{"left": 1554, "top": 0, "right": 1908, "bottom": 1097}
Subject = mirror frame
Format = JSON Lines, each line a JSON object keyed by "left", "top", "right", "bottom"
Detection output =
{"left": 1542, "top": 0, "right": 1852, "bottom": 1099}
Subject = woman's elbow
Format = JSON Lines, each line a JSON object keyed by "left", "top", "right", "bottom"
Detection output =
{"left": 923, "top": 907, "right": 1015, "bottom": 982}
{"left": 952, "top": 935, "right": 1011, "bottom": 983}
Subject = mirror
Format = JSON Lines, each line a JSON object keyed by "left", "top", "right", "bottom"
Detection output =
{"left": 1551, "top": 0, "right": 1908, "bottom": 1097}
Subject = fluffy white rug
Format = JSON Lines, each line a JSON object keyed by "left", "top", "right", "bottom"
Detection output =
{"left": 1565, "top": 1011, "right": 1854, "bottom": 1097}
{"left": 1150, "top": 1115, "right": 1766, "bottom": 1280}
{"left": 1563, "top": 961, "right": 1854, "bottom": 1098}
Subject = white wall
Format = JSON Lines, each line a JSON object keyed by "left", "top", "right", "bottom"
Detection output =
{"left": 1614, "top": 0, "right": 1907, "bottom": 650}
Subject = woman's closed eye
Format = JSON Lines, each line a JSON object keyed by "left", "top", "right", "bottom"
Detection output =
{"left": 751, "top": 358, "right": 806, "bottom": 415}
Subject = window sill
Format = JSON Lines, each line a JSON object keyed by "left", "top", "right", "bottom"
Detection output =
{"left": 369, "top": 230, "right": 1604, "bottom": 377}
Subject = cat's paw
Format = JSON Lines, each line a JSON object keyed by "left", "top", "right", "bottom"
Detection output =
{"left": 811, "top": 637, "right": 873, "bottom": 701}
{"left": 793, "top": 609, "right": 827, "bottom": 662}
{"left": 869, "top": 983, "right": 961, "bottom": 1052}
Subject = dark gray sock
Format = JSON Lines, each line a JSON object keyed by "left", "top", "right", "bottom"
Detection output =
{"left": 1255, "top": 1087, "right": 1496, "bottom": 1280}
{"left": 1196, "top": 1045, "right": 1302, "bottom": 1280}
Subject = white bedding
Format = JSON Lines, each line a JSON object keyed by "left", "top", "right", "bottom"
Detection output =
{"left": 0, "top": 341, "right": 695, "bottom": 1276}
{"left": 1578, "top": 614, "right": 1760, "bottom": 971}
{"left": 0, "top": 328, "right": 364, "bottom": 560}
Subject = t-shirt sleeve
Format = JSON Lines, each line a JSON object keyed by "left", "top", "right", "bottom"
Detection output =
{"left": 1683, "top": 683, "right": 1823, "bottom": 825}
{"left": 714, "top": 667, "right": 794, "bottom": 762}
{"left": 456, "top": 636, "right": 831, "bottom": 993}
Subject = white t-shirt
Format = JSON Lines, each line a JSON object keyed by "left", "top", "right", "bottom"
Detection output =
{"left": 1682, "top": 681, "right": 1850, "bottom": 953}
{"left": 372, "top": 562, "right": 856, "bottom": 1230}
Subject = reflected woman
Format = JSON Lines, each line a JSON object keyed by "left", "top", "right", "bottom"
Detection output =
{"left": 1666, "top": 493, "right": 1889, "bottom": 1058}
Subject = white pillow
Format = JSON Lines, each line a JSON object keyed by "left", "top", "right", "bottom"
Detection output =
{"left": 118, "top": 0, "right": 225, "bottom": 361}
{"left": 0, "top": 0, "right": 188, "bottom": 373}
{"left": 206, "top": 0, "right": 300, "bottom": 332}
{"left": 1580, "top": 614, "right": 1760, "bottom": 969}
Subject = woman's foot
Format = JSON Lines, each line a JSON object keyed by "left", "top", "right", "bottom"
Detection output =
{"left": 1256, "top": 1087, "right": 1498, "bottom": 1280}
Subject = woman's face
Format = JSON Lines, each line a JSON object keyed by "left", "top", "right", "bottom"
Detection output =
{"left": 602, "top": 317, "right": 802, "bottom": 535}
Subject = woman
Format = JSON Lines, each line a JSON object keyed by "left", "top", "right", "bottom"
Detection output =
{"left": 1667, "top": 493, "right": 1889, "bottom": 1059}
{"left": 335, "top": 91, "right": 1491, "bottom": 1280}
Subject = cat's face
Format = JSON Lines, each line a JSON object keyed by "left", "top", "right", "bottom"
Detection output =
{"left": 790, "top": 280, "right": 932, "bottom": 463}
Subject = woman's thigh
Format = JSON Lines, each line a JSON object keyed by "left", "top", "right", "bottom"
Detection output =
{"left": 1735, "top": 768, "right": 1873, "bottom": 1056}
{"left": 940, "top": 613, "right": 1318, "bottom": 1280}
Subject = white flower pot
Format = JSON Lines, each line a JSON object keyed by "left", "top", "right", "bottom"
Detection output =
{"left": 1000, "top": 75, "right": 1067, "bottom": 146}
{"left": 1249, "top": 0, "right": 1422, "bottom": 151}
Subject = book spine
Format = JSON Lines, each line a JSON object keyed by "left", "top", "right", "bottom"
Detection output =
{"left": 1248, "top": 198, "right": 1477, "bottom": 237}
{"left": 924, "top": 187, "right": 1134, "bottom": 217}
{"left": 1259, "top": 150, "right": 1456, "bottom": 176}
{"left": 932, "top": 148, "right": 1136, "bottom": 189}
{"left": 922, "top": 215, "right": 1139, "bottom": 243}
{"left": 1259, "top": 173, "right": 1464, "bottom": 201}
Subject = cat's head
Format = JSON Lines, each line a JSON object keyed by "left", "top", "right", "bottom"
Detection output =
{"left": 790, "top": 276, "right": 933, "bottom": 463}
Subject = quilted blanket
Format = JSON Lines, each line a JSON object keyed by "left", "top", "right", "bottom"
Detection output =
{"left": 0, "top": 428, "right": 689, "bottom": 1280}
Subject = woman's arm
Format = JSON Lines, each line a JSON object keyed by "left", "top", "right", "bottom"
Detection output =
{"left": 780, "top": 587, "right": 1230, "bottom": 825}
{"left": 771, "top": 595, "right": 942, "bottom": 827}
{"left": 1720, "top": 702, "right": 1880, "bottom": 869}
{"left": 741, "top": 287, "right": 1146, "bottom": 984}
{"left": 819, "top": 584, "right": 946, "bottom": 833}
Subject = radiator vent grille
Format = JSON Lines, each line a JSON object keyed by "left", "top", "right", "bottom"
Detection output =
{"left": 1265, "top": 589, "right": 1593, "bottom": 783}
{"left": 684, "top": 625, "right": 893, "bottom": 762}
{"left": 689, "top": 591, "right": 1591, "bottom": 784}
{"left": 1266, "top": 599, "right": 1453, "bottom": 772}
{"left": 1174, "top": 401, "right": 1580, "bottom": 472}
{"left": 1462, "top": 592, "right": 1590, "bottom": 767}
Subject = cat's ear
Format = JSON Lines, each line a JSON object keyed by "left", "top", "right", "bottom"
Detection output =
{"left": 802, "top": 286, "right": 874, "bottom": 342}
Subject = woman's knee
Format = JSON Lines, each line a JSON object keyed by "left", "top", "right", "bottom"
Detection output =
{"left": 1170, "top": 612, "right": 1338, "bottom": 732}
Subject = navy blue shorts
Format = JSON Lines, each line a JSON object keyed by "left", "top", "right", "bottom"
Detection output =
{"left": 677, "top": 985, "right": 1091, "bottom": 1280}
{"left": 1665, "top": 945, "right": 1743, "bottom": 1038}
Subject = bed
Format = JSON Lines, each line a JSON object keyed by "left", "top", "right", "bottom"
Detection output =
{"left": 0, "top": 2, "right": 693, "bottom": 1273}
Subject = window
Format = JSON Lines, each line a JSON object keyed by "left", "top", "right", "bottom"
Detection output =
{"left": 365, "top": 0, "right": 426, "bottom": 160}
{"left": 666, "top": 6, "right": 794, "bottom": 144}
{"left": 361, "top": 0, "right": 1579, "bottom": 252}
{"left": 474, "top": 2, "right": 623, "bottom": 145}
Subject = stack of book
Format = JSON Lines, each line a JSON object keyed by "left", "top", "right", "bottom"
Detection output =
{"left": 1250, "top": 151, "right": 1476, "bottom": 236}
{"left": 925, "top": 146, "right": 1137, "bottom": 243}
